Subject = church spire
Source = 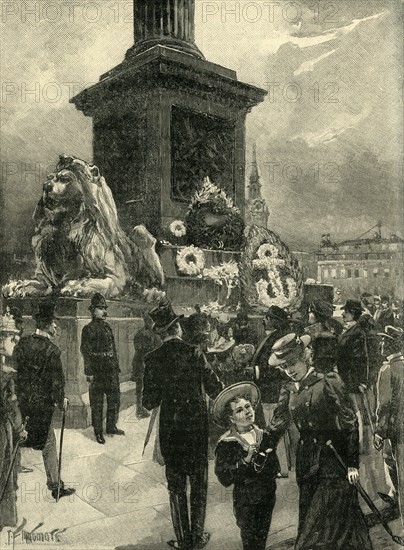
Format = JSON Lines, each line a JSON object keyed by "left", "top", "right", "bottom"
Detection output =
{"left": 245, "top": 144, "right": 269, "bottom": 228}
{"left": 248, "top": 143, "right": 262, "bottom": 200}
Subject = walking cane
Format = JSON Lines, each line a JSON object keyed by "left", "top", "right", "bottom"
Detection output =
{"left": 56, "top": 405, "right": 66, "bottom": 503}
{"left": 142, "top": 407, "right": 158, "bottom": 456}
{"left": 326, "top": 440, "right": 404, "bottom": 546}
{"left": 0, "top": 416, "right": 29, "bottom": 504}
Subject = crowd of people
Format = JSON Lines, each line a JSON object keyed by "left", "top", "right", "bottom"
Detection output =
{"left": 0, "top": 290, "right": 403, "bottom": 550}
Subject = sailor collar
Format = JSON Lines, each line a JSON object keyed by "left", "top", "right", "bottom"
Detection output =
{"left": 218, "top": 424, "right": 264, "bottom": 451}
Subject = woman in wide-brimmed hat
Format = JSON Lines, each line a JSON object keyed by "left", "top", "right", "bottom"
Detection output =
{"left": 268, "top": 333, "right": 373, "bottom": 550}
{"left": 213, "top": 382, "right": 280, "bottom": 550}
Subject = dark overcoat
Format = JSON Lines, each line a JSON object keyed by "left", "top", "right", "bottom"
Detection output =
{"left": 143, "top": 338, "right": 223, "bottom": 474}
{"left": 14, "top": 334, "right": 65, "bottom": 450}
{"left": 336, "top": 323, "right": 368, "bottom": 393}
{"left": 269, "top": 371, "right": 372, "bottom": 550}
{"left": 80, "top": 319, "right": 120, "bottom": 378}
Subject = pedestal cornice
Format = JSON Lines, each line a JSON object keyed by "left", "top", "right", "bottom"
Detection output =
{"left": 70, "top": 46, "right": 267, "bottom": 116}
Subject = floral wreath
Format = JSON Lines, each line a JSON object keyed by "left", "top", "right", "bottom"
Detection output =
{"left": 176, "top": 245, "right": 205, "bottom": 276}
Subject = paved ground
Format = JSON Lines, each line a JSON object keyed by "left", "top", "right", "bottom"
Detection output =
{"left": 0, "top": 405, "right": 403, "bottom": 550}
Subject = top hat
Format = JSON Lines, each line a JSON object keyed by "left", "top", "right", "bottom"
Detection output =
{"left": 0, "top": 308, "right": 20, "bottom": 335}
{"left": 89, "top": 292, "right": 108, "bottom": 310}
{"left": 33, "top": 302, "right": 58, "bottom": 324}
{"left": 212, "top": 381, "right": 260, "bottom": 427}
{"left": 309, "top": 299, "right": 334, "bottom": 320}
{"left": 341, "top": 299, "right": 363, "bottom": 315}
{"left": 265, "top": 305, "right": 289, "bottom": 323}
{"left": 149, "top": 301, "right": 184, "bottom": 334}
{"left": 377, "top": 325, "right": 404, "bottom": 340}
{"left": 268, "top": 333, "right": 311, "bottom": 367}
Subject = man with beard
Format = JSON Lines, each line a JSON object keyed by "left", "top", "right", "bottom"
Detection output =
{"left": 143, "top": 301, "right": 223, "bottom": 550}
{"left": 14, "top": 302, "right": 75, "bottom": 500}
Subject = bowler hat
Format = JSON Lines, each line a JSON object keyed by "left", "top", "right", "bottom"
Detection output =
{"left": 89, "top": 292, "right": 108, "bottom": 310}
{"left": 377, "top": 325, "right": 404, "bottom": 340}
{"left": 265, "top": 305, "right": 288, "bottom": 323}
{"left": 33, "top": 302, "right": 58, "bottom": 324}
{"left": 149, "top": 301, "right": 184, "bottom": 334}
{"left": 212, "top": 382, "right": 260, "bottom": 427}
{"left": 268, "top": 333, "right": 311, "bottom": 367}
{"left": 309, "top": 300, "right": 334, "bottom": 320}
{"left": 341, "top": 299, "right": 363, "bottom": 315}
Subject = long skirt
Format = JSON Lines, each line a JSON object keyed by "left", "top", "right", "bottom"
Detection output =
{"left": 295, "top": 478, "right": 373, "bottom": 550}
{"left": 0, "top": 420, "right": 18, "bottom": 531}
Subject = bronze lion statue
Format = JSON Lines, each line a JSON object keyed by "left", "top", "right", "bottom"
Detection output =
{"left": 4, "top": 155, "right": 164, "bottom": 298}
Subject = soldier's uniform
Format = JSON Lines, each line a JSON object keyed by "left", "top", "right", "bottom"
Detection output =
{"left": 80, "top": 294, "right": 121, "bottom": 439}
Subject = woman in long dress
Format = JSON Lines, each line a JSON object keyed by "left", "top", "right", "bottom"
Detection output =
{"left": 268, "top": 333, "right": 373, "bottom": 550}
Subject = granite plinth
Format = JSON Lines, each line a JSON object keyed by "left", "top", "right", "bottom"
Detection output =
{"left": 6, "top": 297, "right": 146, "bottom": 429}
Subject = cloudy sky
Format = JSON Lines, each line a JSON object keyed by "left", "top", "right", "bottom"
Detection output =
{"left": 1, "top": 0, "right": 403, "bottom": 251}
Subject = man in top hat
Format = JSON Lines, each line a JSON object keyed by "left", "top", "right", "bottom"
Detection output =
{"left": 13, "top": 302, "right": 75, "bottom": 500}
{"left": 213, "top": 382, "right": 279, "bottom": 550}
{"left": 374, "top": 325, "right": 404, "bottom": 526}
{"left": 143, "top": 300, "right": 223, "bottom": 550}
{"left": 0, "top": 308, "right": 27, "bottom": 529}
{"left": 80, "top": 292, "right": 124, "bottom": 444}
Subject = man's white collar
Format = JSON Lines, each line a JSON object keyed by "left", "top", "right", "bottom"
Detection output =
{"left": 35, "top": 328, "right": 50, "bottom": 339}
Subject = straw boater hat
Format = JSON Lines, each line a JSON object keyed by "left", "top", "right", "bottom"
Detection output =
{"left": 212, "top": 382, "right": 260, "bottom": 428}
{"left": 268, "top": 333, "right": 311, "bottom": 367}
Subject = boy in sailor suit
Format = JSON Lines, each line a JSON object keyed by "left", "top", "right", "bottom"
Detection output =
{"left": 213, "top": 382, "right": 280, "bottom": 550}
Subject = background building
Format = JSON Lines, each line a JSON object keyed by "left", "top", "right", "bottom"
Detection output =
{"left": 315, "top": 223, "right": 404, "bottom": 299}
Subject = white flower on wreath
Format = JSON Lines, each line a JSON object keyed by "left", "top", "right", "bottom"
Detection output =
{"left": 176, "top": 245, "right": 205, "bottom": 276}
{"left": 169, "top": 220, "right": 187, "bottom": 238}
{"left": 257, "top": 243, "right": 279, "bottom": 260}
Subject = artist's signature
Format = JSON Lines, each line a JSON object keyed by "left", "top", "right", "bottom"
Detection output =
{"left": 6, "top": 519, "right": 67, "bottom": 545}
